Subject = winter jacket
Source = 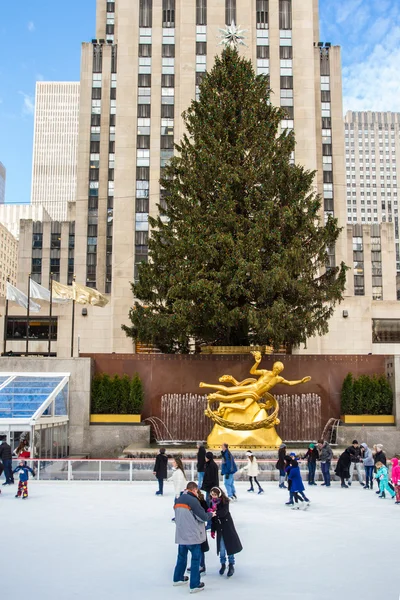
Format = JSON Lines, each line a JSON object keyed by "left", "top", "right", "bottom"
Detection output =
{"left": 153, "top": 453, "right": 168, "bottom": 479}
{"left": 169, "top": 467, "right": 187, "bottom": 497}
{"left": 375, "top": 465, "right": 389, "bottom": 484}
{"left": 287, "top": 463, "right": 305, "bottom": 493}
{"left": 391, "top": 458, "right": 400, "bottom": 485}
{"left": 221, "top": 449, "right": 237, "bottom": 476}
{"left": 0, "top": 442, "right": 12, "bottom": 461}
{"left": 13, "top": 465, "right": 35, "bottom": 482}
{"left": 211, "top": 500, "right": 243, "bottom": 556}
{"left": 242, "top": 457, "right": 259, "bottom": 477}
{"left": 374, "top": 450, "right": 387, "bottom": 466}
{"left": 197, "top": 445, "right": 206, "bottom": 473}
{"left": 361, "top": 443, "right": 374, "bottom": 467}
{"left": 201, "top": 459, "right": 220, "bottom": 493}
{"left": 335, "top": 449, "right": 351, "bottom": 479}
{"left": 346, "top": 445, "right": 362, "bottom": 463}
{"left": 174, "top": 491, "right": 211, "bottom": 546}
{"left": 303, "top": 448, "right": 319, "bottom": 463}
{"left": 275, "top": 446, "right": 287, "bottom": 470}
{"left": 319, "top": 442, "right": 333, "bottom": 462}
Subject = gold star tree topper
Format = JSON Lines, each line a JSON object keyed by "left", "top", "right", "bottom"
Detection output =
{"left": 218, "top": 21, "right": 247, "bottom": 49}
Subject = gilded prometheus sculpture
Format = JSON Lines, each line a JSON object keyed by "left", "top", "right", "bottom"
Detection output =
{"left": 199, "top": 351, "right": 311, "bottom": 448}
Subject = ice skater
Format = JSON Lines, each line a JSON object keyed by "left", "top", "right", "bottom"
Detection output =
{"left": 169, "top": 457, "right": 187, "bottom": 506}
{"left": 375, "top": 461, "right": 395, "bottom": 499}
{"left": 241, "top": 450, "right": 263, "bottom": 494}
{"left": 209, "top": 487, "right": 242, "bottom": 577}
{"left": 361, "top": 442, "right": 374, "bottom": 489}
{"left": 335, "top": 448, "right": 351, "bottom": 488}
{"left": 221, "top": 443, "right": 238, "bottom": 500}
{"left": 13, "top": 461, "right": 35, "bottom": 499}
{"left": 303, "top": 443, "right": 318, "bottom": 485}
{"left": 391, "top": 458, "right": 400, "bottom": 505}
{"left": 286, "top": 457, "right": 310, "bottom": 509}
{"left": 276, "top": 443, "right": 288, "bottom": 488}
{"left": 153, "top": 447, "right": 168, "bottom": 496}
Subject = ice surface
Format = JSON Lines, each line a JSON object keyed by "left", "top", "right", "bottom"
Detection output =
{"left": 2, "top": 480, "right": 400, "bottom": 600}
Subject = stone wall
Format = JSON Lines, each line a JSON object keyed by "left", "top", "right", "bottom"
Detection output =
{"left": 336, "top": 426, "right": 400, "bottom": 456}
{"left": 88, "top": 424, "right": 150, "bottom": 458}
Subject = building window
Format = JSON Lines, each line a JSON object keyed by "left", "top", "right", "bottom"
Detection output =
{"left": 6, "top": 317, "right": 58, "bottom": 341}
{"left": 372, "top": 319, "right": 400, "bottom": 343}
{"left": 139, "top": 0, "right": 153, "bottom": 27}
{"left": 93, "top": 45, "right": 103, "bottom": 73}
{"left": 279, "top": 0, "right": 292, "bottom": 29}
{"left": 256, "top": 0, "right": 268, "bottom": 29}
{"left": 162, "top": 0, "right": 175, "bottom": 27}
{"left": 225, "top": 0, "right": 236, "bottom": 24}
{"left": 196, "top": 0, "right": 207, "bottom": 25}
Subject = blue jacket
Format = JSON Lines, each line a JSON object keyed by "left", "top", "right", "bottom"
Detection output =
{"left": 13, "top": 465, "right": 35, "bottom": 482}
{"left": 375, "top": 465, "right": 389, "bottom": 483}
{"left": 221, "top": 450, "right": 237, "bottom": 476}
{"left": 288, "top": 465, "right": 305, "bottom": 493}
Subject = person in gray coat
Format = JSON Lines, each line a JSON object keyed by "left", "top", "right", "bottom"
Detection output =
{"left": 173, "top": 481, "right": 214, "bottom": 593}
{"left": 361, "top": 442, "right": 374, "bottom": 489}
{"left": 318, "top": 439, "right": 333, "bottom": 487}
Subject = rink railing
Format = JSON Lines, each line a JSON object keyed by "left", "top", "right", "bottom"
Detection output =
{"left": 10, "top": 458, "right": 340, "bottom": 483}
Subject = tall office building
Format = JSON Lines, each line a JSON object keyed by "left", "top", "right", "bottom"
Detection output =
{"left": 0, "top": 222, "right": 18, "bottom": 297}
{"left": 344, "top": 111, "right": 400, "bottom": 273}
{"left": 0, "top": 162, "right": 6, "bottom": 204}
{"left": 31, "top": 82, "right": 80, "bottom": 221}
{"left": 74, "top": 0, "right": 346, "bottom": 353}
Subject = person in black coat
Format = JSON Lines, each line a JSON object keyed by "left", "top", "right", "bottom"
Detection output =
{"left": 303, "top": 443, "right": 319, "bottom": 485}
{"left": 275, "top": 443, "right": 288, "bottom": 488}
{"left": 335, "top": 448, "right": 352, "bottom": 488}
{"left": 153, "top": 448, "right": 168, "bottom": 496}
{"left": 196, "top": 443, "right": 206, "bottom": 489}
{"left": 209, "top": 487, "right": 242, "bottom": 578}
{"left": 0, "top": 438, "right": 14, "bottom": 485}
{"left": 201, "top": 452, "right": 219, "bottom": 498}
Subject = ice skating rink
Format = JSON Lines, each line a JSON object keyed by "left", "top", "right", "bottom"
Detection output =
{"left": 2, "top": 480, "right": 400, "bottom": 600}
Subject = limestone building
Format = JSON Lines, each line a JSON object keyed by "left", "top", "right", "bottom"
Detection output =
{"left": 0, "top": 204, "right": 51, "bottom": 240}
{"left": 0, "top": 222, "right": 18, "bottom": 297}
{"left": 72, "top": 0, "right": 346, "bottom": 354}
{"left": 31, "top": 82, "right": 80, "bottom": 221}
{"left": 0, "top": 162, "right": 5, "bottom": 204}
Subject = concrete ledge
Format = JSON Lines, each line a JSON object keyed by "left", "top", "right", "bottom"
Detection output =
{"left": 336, "top": 425, "right": 400, "bottom": 456}
{"left": 341, "top": 415, "right": 395, "bottom": 424}
{"left": 88, "top": 424, "right": 151, "bottom": 457}
{"left": 90, "top": 414, "right": 141, "bottom": 424}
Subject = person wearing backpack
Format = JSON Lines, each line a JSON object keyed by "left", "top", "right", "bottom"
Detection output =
{"left": 221, "top": 443, "right": 238, "bottom": 501}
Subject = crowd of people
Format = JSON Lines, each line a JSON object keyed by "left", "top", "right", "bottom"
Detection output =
{"left": 151, "top": 439, "right": 400, "bottom": 593}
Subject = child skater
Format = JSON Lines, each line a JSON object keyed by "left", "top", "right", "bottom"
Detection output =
{"left": 13, "top": 460, "right": 35, "bottom": 499}
{"left": 391, "top": 458, "right": 400, "bottom": 505}
{"left": 241, "top": 450, "right": 264, "bottom": 494}
{"left": 375, "top": 461, "right": 395, "bottom": 499}
{"left": 209, "top": 487, "right": 242, "bottom": 578}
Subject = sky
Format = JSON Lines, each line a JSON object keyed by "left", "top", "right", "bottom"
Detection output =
{"left": 0, "top": 0, "right": 399, "bottom": 205}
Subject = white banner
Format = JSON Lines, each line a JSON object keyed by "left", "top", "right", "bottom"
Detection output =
{"left": 6, "top": 282, "right": 41, "bottom": 313}
{"left": 30, "top": 279, "right": 69, "bottom": 304}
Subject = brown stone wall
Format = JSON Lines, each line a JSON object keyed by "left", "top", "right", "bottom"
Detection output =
{"left": 82, "top": 353, "right": 386, "bottom": 439}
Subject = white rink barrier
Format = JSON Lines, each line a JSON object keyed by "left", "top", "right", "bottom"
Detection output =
{"left": 5, "top": 458, "right": 343, "bottom": 483}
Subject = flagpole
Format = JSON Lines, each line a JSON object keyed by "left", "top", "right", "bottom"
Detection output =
{"left": 26, "top": 274, "right": 31, "bottom": 357}
{"left": 48, "top": 273, "right": 53, "bottom": 357}
{"left": 3, "top": 277, "right": 9, "bottom": 356}
{"left": 71, "top": 276, "right": 76, "bottom": 358}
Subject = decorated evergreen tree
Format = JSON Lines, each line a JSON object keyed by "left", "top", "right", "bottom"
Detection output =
{"left": 123, "top": 46, "right": 347, "bottom": 352}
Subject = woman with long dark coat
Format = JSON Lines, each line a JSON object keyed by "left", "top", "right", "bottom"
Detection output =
{"left": 209, "top": 487, "right": 242, "bottom": 578}
{"left": 335, "top": 448, "right": 351, "bottom": 488}
{"left": 201, "top": 452, "right": 219, "bottom": 498}
{"left": 276, "top": 443, "right": 288, "bottom": 488}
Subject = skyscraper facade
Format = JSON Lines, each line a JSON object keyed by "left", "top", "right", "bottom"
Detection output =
{"left": 0, "top": 162, "right": 6, "bottom": 204}
{"left": 344, "top": 111, "right": 400, "bottom": 274}
{"left": 31, "top": 82, "right": 80, "bottom": 221}
{"left": 74, "top": 0, "right": 346, "bottom": 353}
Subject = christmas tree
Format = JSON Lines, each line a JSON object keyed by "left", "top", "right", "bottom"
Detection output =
{"left": 123, "top": 45, "right": 347, "bottom": 352}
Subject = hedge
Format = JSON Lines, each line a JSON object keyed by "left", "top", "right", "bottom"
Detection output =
{"left": 91, "top": 372, "right": 144, "bottom": 414}
{"left": 340, "top": 372, "right": 393, "bottom": 415}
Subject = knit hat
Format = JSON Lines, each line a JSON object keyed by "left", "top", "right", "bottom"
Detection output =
{"left": 246, "top": 451, "right": 253, "bottom": 456}
{"left": 309, "top": 443, "right": 315, "bottom": 449}
{"left": 205, "top": 451, "right": 214, "bottom": 460}
{"left": 376, "top": 444, "right": 383, "bottom": 451}
{"left": 289, "top": 452, "right": 296, "bottom": 457}
{"left": 279, "top": 443, "right": 286, "bottom": 448}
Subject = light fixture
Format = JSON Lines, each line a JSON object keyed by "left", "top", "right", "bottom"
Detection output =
{"left": 342, "top": 310, "right": 349, "bottom": 318}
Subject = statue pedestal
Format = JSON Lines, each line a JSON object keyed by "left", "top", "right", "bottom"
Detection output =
{"left": 207, "top": 423, "right": 282, "bottom": 449}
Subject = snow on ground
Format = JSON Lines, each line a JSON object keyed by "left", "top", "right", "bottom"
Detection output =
{"left": 2, "top": 480, "right": 400, "bottom": 600}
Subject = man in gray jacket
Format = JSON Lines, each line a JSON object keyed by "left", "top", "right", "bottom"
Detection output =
{"left": 173, "top": 481, "right": 214, "bottom": 593}
{"left": 318, "top": 439, "right": 333, "bottom": 487}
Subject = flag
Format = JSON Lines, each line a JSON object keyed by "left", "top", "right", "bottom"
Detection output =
{"left": 73, "top": 282, "right": 109, "bottom": 307}
{"left": 6, "top": 282, "right": 41, "bottom": 313}
{"left": 52, "top": 280, "right": 74, "bottom": 301}
{"left": 30, "top": 279, "right": 69, "bottom": 304}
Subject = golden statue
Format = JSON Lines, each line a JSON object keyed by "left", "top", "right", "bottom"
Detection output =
{"left": 200, "top": 351, "right": 311, "bottom": 449}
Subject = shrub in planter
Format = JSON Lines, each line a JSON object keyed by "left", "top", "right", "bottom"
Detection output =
{"left": 120, "top": 374, "right": 132, "bottom": 414}
{"left": 340, "top": 372, "right": 393, "bottom": 415}
{"left": 341, "top": 373, "right": 353, "bottom": 414}
{"left": 130, "top": 373, "right": 144, "bottom": 415}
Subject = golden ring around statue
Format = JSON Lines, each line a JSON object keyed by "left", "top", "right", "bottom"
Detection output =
{"left": 205, "top": 392, "right": 280, "bottom": 431}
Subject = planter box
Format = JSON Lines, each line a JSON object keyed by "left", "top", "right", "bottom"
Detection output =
{"left": 341, "top": 415, "right": 395, "bottom": 425}
{"left": 90, "top": 414, "right": 142, "bottom": 424}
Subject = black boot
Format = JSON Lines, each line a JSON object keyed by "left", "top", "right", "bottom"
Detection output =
{"left": 219, "top": 564, "right": 226, "bottom": 576}
{"left": 227, "top": 564, "right": 235, "bottom": 577}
